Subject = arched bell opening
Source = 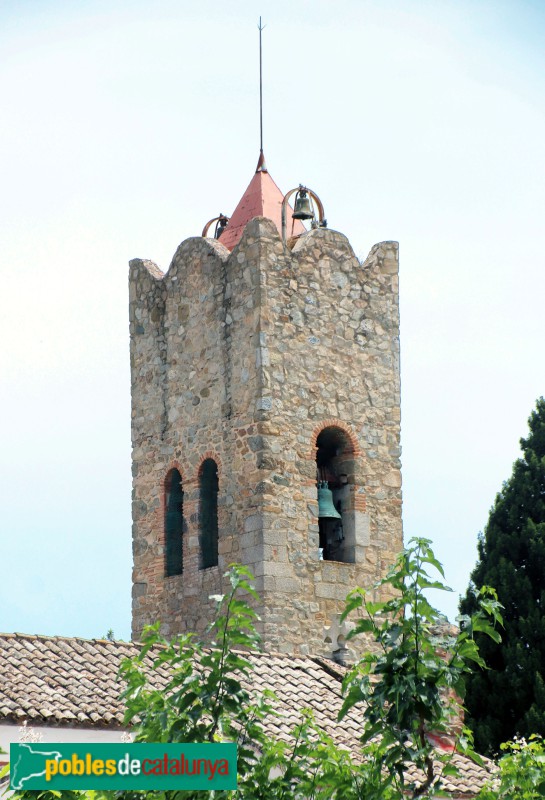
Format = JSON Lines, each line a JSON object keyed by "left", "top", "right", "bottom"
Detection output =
{"left": 165, "top": 468, "right": 184, "bottom": 577}
{"left": 316, "top": 427, "right": 356, "bottom": 564}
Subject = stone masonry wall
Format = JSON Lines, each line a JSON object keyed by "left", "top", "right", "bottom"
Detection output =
{"left": 129, "top": 217, "right": 402, "bottom": 656}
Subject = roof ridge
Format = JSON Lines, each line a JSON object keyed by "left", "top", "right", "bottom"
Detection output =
{"left": 310, "top": 655, "right": 346, "bottom": 682}
{"left": 1, "top": 633, "right": 324, "bottom": 661}
{"left": 0, "top": 632, "right": 133, "bottom": 648}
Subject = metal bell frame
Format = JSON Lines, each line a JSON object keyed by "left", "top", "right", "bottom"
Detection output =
{"left": 281, "top": 185, "right": 327, "bottom": 246}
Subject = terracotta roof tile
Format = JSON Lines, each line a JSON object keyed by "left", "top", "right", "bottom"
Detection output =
{"left": 0, "top": 633, "right": 493, "bottom": 796}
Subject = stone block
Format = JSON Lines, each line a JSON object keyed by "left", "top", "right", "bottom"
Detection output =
{"left": 275, "top": 576, "right": 301, "bottom": 593}
{"left": 315, "top": 583, "right": 348, "bottom": 601}
{"left": 240, "top": 531, "right": 257, "bottom": 549}
{"left": 244, "top": 514, "right": 263, "bottom": 533}
{"left": 261, "top": 529, "right": 287, "bottom": 546}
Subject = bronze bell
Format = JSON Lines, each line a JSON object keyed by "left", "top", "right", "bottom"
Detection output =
{"left": 293, "top": 189, "right": 314, "bottom": 221}
{"left": 317, "top": 481, "right": 342, "bottom": 519}
{"left": 215, "top": 215, "right": 228, "bottom": 239}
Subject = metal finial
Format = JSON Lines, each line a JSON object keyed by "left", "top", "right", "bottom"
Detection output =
{"left": 258, "top": 17, "right": 266, "bottom": 164}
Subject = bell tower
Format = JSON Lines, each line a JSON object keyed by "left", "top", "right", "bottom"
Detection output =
{"left": 129, "top": 154, "right": 402, "bottom": 656}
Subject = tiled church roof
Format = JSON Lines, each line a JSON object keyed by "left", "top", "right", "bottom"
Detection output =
{"left": 0, "top": 632, "right": 493, "bottom": 797}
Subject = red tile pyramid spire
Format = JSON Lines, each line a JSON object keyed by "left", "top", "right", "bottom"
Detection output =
{"left": 218, "top": 152, "right": 306, "bottom": 251}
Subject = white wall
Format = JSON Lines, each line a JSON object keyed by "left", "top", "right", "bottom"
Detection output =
{"left": 0, "top": 721, "right": 130, "bottom": 755}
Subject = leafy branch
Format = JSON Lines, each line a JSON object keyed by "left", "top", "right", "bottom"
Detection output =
{"left": 340, "top": 537, "right": 503, "bottom": 799}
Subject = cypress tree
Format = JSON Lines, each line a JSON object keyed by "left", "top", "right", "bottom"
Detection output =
{"left": 460, "top": 397, "right": 545, "bottom": 756}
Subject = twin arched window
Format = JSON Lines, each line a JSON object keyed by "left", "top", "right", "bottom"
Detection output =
{"left": 164, "top": 460, "right": 219, "bottom": 577}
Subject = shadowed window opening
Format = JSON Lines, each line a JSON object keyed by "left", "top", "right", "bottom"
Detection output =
{"left": 165, "top": 469, "right": 184, "bottom": 577}
{"left": 200, "top": 459, "right": 219, "bottom": 569}
{"left": 316, "top": 427, "right": 355, "bottom": 563}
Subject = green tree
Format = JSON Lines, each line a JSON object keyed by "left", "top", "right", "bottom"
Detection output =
{"left": 460, "top": 397, "right": 545, "bottom": 756}
{"left": 477, "top": 735, "right": 545, "bottom": 800}
{"left": 4, "top": 546, "right": 502, "bottom": 800}
{"left": 340, "top": 538, "right": 502, "bottom": 798}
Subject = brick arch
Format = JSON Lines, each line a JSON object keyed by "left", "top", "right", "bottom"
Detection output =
{"left": 163, "top": 462, "right": 184, "bottom": 512}
{"left": 309, "top": 419, "right": 361, "bottom": 460}
{"left": 162, "top": 463, "right": 184, "bottom": 516}
{"left": 164, "top": 460, "right": 184, "bottom": 484}
{"left": 196, "top": 451, "right": 222, "bottom": 479}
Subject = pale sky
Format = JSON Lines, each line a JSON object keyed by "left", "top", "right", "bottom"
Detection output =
{"left": 1, "top": 0, "right": 544, "bottom": 640}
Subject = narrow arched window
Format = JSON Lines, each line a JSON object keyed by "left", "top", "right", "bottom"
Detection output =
{"left": 316, "top": 427, "right": 355, "bottom": 564}
{"left": 199, "top": 459, "right": 219, "bottom": 569}
{"left": 165, "top": 469, "right": 183, "bottom": 576}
